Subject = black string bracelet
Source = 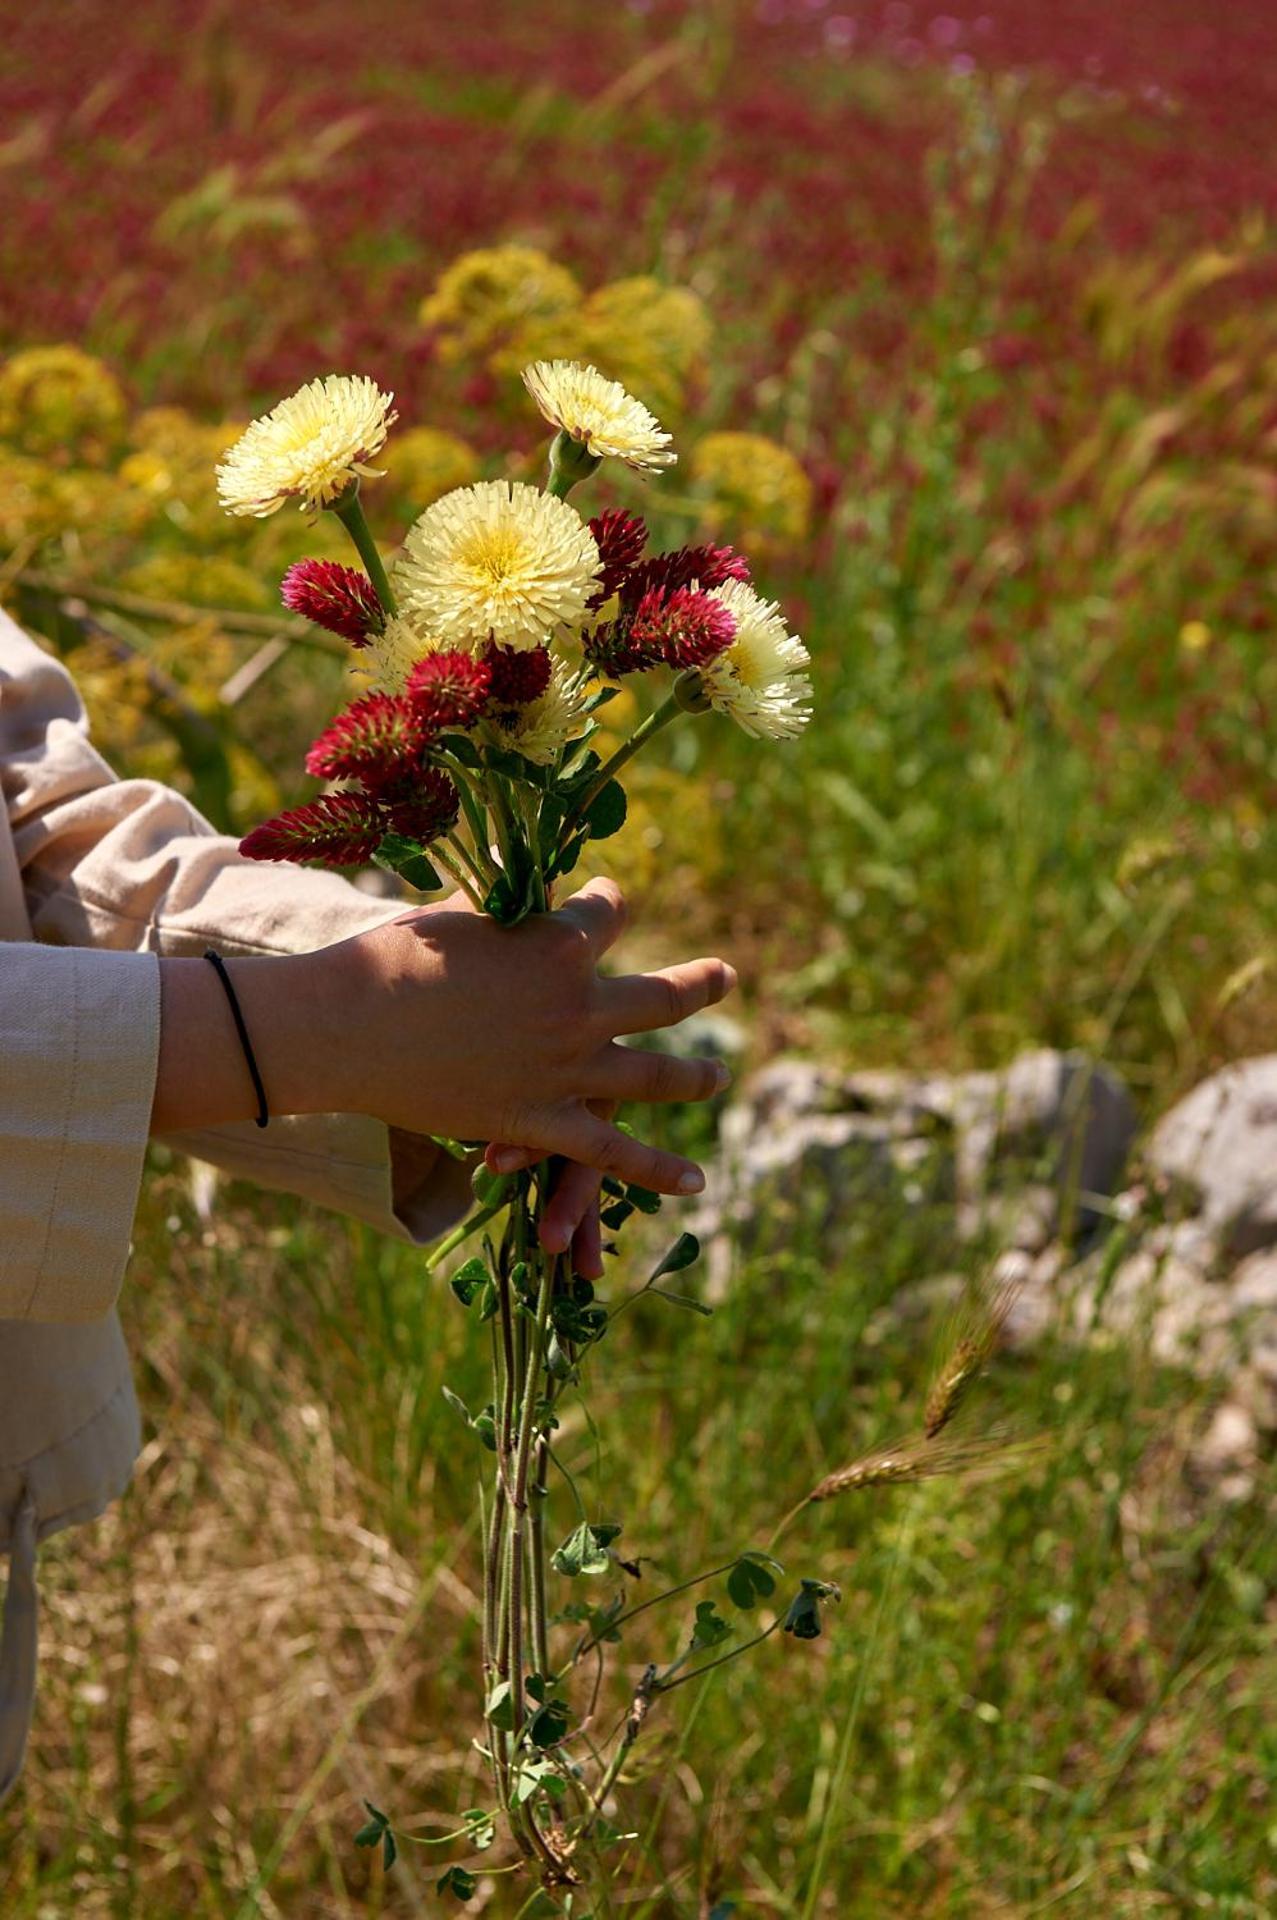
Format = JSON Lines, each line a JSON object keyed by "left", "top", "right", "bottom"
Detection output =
{"left": 203, "top": 948, "right": 271, "bottom": 1128}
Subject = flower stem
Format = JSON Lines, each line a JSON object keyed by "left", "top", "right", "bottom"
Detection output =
{"left": 559, "top": 691, "right": 682, "bottom": 849}
{"left": 331, "top": 485, "right": 397, "bottom": 617}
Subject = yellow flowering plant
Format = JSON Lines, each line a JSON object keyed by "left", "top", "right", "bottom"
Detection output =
{"left": 216, "top": 349, "right": 1002, "bottom": 1902}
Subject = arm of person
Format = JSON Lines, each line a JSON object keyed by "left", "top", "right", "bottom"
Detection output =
{"left": 0, "top": 606, "right": 472, "bottom": 1313}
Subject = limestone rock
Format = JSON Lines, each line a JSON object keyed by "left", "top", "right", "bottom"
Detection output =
{"left": 1148, "top": 1056, "right": 1277, "bottom": 1255}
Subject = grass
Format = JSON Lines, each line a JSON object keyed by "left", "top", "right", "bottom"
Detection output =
{"left": 2, "top": 1152, "right": 1273, "bottom": 1917}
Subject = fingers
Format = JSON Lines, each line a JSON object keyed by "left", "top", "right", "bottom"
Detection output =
{"left": 540, "top": 1156, "right": 603, "bottom": 1260}
{"left": 537, "top": 1109, "right": 705, "bottom": 1197}
{"left": 586, "top": 1042, "right": 730, "bottom": 1106}
{"left": 484, "top": 1141, "right": 541, "bottom": 1175}
{"left": 570, "top": 1200, "right": 604, "bottom": 1282}
{"left": 556, "top": 876, "right": 627, "bottom": 958}
{"left": 600, "top": 957, "right": 737, "bottom": 1037}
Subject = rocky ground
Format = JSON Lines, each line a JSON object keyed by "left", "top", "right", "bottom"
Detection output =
{"left": 690, "top": 1046, "right": 1277, "bottom": 1498}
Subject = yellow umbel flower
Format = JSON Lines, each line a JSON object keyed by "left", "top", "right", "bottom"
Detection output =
{"left": 394, "top": 480, "right": 601, "bottom": 652}
{"left": 700, "top": 578, "right": 813, "bottom": 740}
{"left": 690, "top": 431, "right": 813, "bottom": 546}
{"left": 522, "top": 360, "right": 676, "bottom": 473}
{"left": 216, "top": 375, "right": 396, "bottom": 517}
{"left": 0, "top": 345, "right": 126, "bottom": 462}
{"left": 387, "top": 426, "right": 481, "bottom": 511}
{"left": 495, "top": 658, "right": 588, "bottom": 765}
{"left": 420, "top": 245, "right": 582, "bottom": 363}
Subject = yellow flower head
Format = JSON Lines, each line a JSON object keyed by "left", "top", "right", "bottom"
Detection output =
{"left": 420, "top": 245, "right": 582, "bottom": 363}
{"left": 387, "top": 425, "right": 481, "bottom": 511}
{"left": 393, "top": 479, "right": 601, "bottom": 652}
{"left": 495, "top": 657, "right": 588, "bottom": 765}
{"left": 690, "top": 431, "right": 813, "bottom": 547}
{"left": 522, "top": 359, "right": 676, "bottom": 472}
{"left": 216, "top": 375, "right": 396, "bottom": 517}
{"left": 700, "top": 578, "right": 813, "bottom": 740}
{"left": 0, "top": 345, "right": 126, "bottom": 462}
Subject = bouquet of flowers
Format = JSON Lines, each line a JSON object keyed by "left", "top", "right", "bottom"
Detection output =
{"left": 215, "top": 356, "right": 1005, "bottom": 1902}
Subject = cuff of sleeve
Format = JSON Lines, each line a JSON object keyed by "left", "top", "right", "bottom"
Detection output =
{"left": 155, "top": 1111, "right": 476, "bottom": 1247}
{"left": 2, "top": 945, "right": 160, "bottom": 1323}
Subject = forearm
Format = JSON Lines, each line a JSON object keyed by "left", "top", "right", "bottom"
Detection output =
{"left": 150, "top": 950, "right": 340, "bottom": 1132}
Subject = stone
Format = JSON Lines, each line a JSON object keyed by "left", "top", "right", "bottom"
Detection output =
{"left": 953, "top": 1050, "right": 1137, "bottom": 1219}
{"left": 1148, "top": 1055, "right": 1277, "bottom": 1255}
{"left": 1191, "top": 1401, "right": 1259, "bottom": 1500}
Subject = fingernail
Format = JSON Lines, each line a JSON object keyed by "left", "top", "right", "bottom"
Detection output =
{"left": 714, "top": 1064, "right": 733, "bottom": 1094}
{"left": 677, "top": 1169, "right": 705, "bottom": 1195}
{"left": 492, "top": 1148, "right": 522, "bottom": 1173}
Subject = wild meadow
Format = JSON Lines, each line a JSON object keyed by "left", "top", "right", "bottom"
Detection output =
{"left": 2, "top": 2, "right": 1276, "bottom": 1912}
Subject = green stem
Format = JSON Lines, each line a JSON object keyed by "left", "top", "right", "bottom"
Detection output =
{"left": 422, "top": 1200, "right": 506, "bottom": 1273}
{"left": 331, "top": 485, "right": 397, "bottom": 616}
{"left": 508, "top": 1249, "right": 557, "bottom": 1742}
{"left": 655, "top": 1620, "right": 781, "bottom": 1696}
{"left": 559, "top": 692, "right": 682, "bottom": 849}
{"left": 432, "top": 842, "right": 485, "bottom": 911}
{"left": 567, "top": 1559, "right": 741, "bottom": 1671}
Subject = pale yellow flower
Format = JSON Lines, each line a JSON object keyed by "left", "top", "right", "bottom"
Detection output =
{"left": 394, "top": 479, "right": 600, "bottom": 651}
{"left": 701, "top": 578, "right": 813, "bottom": 740}
{"left": 216, "top": 375, "right": 396, "bottom": 517}
{"left": 363, "top": 612, "right": 442, "bottom": 694}
{"left": 522, "top": 359, "right": 675, "bottom": 472}
{"left": 495, "top": 658, "right": 588, "bottom": 765}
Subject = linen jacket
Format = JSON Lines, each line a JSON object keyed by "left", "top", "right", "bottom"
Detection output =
{"left": 0, "top": 607, "right": 472, "bottom": 1801}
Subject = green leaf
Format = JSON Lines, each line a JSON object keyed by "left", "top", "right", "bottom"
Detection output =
{"left": 511, "top": 1755, "right": 566, "bottom": 1805}
{"left": 449, "top": 1256, "right": 489, "bottom": 1307}
{"left": 463, "top": 1808, "right": 496, "bottom": 1851}
{"left": 552, "top": 1521, "right": 619, "bottom": 1577}
{"left": 600, "top": 1200, "right": 634, "bottom": 1232}
{"left": 441, "top": 1385, "right": 472, "bottom": 1427}
{"left": 727, "top": 1556, "right": 778, "bottom": 1610}
{"left": 649, "top": 1233, "right": 700, "bottom": 1282}
{"left": 373, "top": 832, "right": 444, "bottom": 893}
{"left": 625, "top": 1183, "right": 662, "bottom": 1216}
{"left": 548, "top": 832, "right": 586, "bottom": 883}
{"left": 477, "top": 1279, "right": 499, "bottom": 1322}
{"left": 353, "top": 1801, "right": 396, "bottom": 1872}
{"left": 529, "top": 1698, "right": 571, "bottom": 1748}
{"left": 556, "top": 746, "right": 601, "bottom": 793}
{"left": 545, "top": 1334, "right": 577, "bottom": 1382}
{"left": 438, "top": 731, "right": 482, "bottom": 768}
{"left": 647, "top": 1287, "right": 714, "bottom": 1316}
{"left": 485, "top": 1679, "right": 515, "bottom": 1731}
{"left": 438, "top": 1865, "right": 478, "bottom": 1899}
{"left": 782, "top": 1578, "right": 841, "bottom": 1642}
{"left": 583, "top": 779, "right": 627, "bottom": 841}
{"left": 689, "top": 1599, "right": 732, "bottom": 1652}
{"left": 471, "top": 1165, "right": 514, "bottom": 1207}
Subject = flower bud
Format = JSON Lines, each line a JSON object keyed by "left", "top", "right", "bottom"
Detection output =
{"left": 674, "top": 669, "right": 714, "bottom": 714}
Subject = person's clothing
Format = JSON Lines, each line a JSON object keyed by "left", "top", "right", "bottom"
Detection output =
{"left": 0, "top": 607, "right": 471, "bottom": 1801}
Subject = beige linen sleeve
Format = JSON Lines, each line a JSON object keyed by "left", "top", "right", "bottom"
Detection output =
{"left": 0, "top": 610, "right": 473, "bottom": 1322}
{"left": 0, "top": 941, "right": 161, "bottom": 1322}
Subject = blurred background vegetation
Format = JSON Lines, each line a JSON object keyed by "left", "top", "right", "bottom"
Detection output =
{"left": 3, "top": 2, "right": 1276, "bottom": 1913}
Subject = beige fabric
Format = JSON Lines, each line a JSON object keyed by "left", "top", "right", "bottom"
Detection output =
{"left": 0, "top": 607, "right": 473, "bottom": 1801}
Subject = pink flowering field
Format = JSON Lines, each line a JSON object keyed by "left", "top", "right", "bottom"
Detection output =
{"left": 2, "top": 4, "right": 1276, "bottom": 1915}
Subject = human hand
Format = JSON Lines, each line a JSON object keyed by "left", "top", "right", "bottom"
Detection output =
{"left": 322, "top": 877, "right": 734, "bottom": 1199}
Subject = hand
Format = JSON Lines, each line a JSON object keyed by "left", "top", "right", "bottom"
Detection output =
{"left": 323, "top": 877, "right": 735, "bottom": 1198}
